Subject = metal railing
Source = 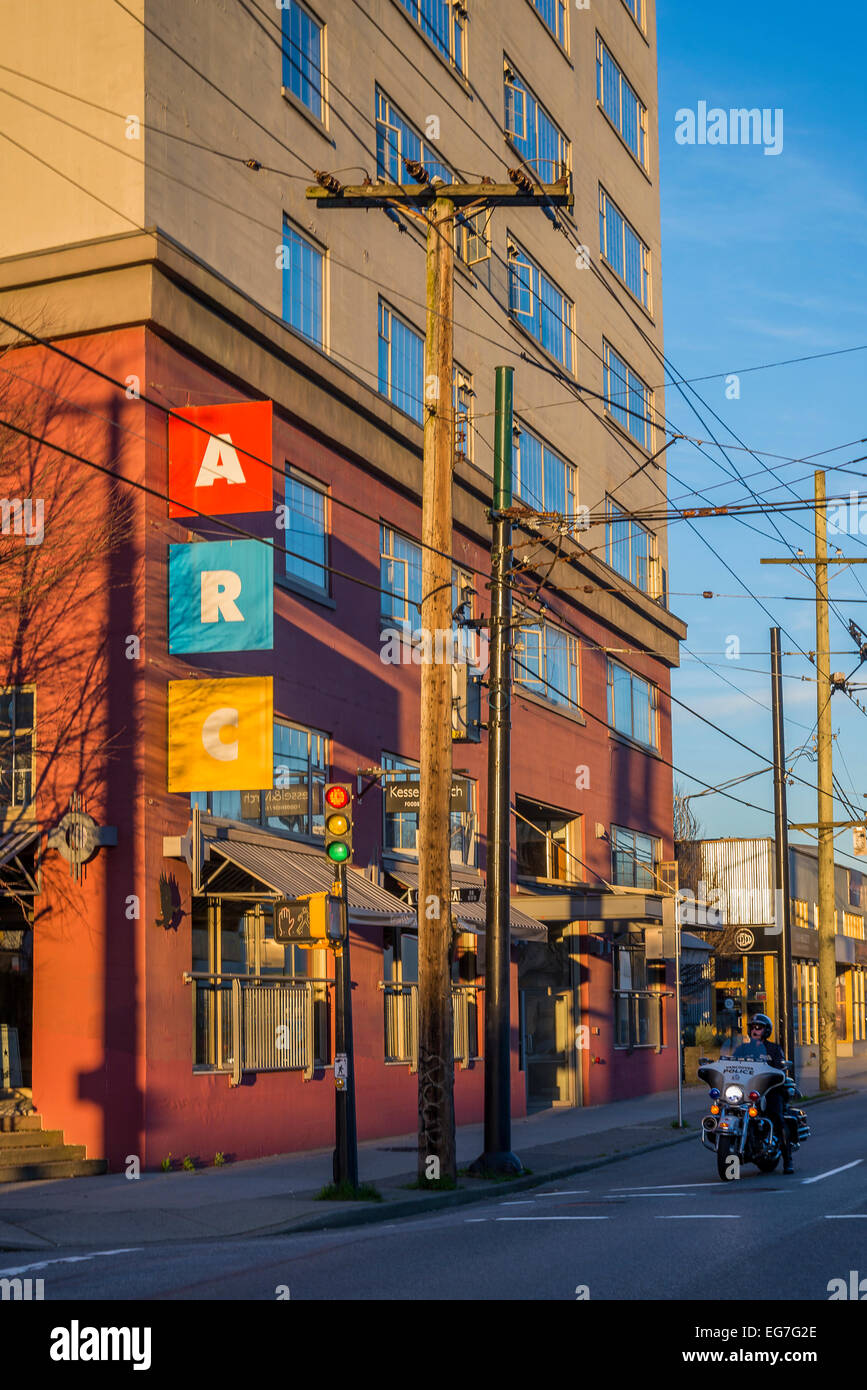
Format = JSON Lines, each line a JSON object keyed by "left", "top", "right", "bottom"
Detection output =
{"left": 184, "top": 973, "right": 332, "bottom": 1086}
{"left": 379, "top": 982, "right": 483, "bottom": 1071}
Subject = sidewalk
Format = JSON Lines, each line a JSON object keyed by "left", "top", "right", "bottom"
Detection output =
{"left": 0, "top": 1057, "right": 863, "bottom": 1253}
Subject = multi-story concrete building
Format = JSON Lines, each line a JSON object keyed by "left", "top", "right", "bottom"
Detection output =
{"left": 0, "top": 0, "right": 686, "bottom": 1170}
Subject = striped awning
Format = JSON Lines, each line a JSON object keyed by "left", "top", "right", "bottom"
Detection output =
{"left": 207, "top": 837, "right": 415, "bottom": 926}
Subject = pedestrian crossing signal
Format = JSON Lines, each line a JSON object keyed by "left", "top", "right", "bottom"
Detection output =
{"left": 324, "top": 784, "right": 353, "bottom": 864}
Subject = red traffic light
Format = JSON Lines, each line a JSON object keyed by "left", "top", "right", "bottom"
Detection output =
{"left": 325, "top": 785, "right": 350, "bottom": 810}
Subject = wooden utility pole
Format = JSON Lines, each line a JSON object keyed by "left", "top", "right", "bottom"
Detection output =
{"left": 762, "top": 472, "right": 867, "bottom": 1088}
{"left": 418, "top": 192, "right": 457, "bottom": 1180}
{"left": 813, "top": 471, "right": 837, "bottom": 1091}
{"left": 307, "top": 169, "right": 573, "bottom": 1181}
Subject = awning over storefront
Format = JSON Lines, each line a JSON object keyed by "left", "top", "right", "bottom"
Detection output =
{"left": 680, "top": 930, "right": 715, "bottom": 966}
{"left": 170, "top": 819, "right": 415, "bottom": 926}
{"left": 384, "top": 860, "right": 547, "bottom": 941}
{"left": 512, "top": 886, "right": 665, "bottom": 925}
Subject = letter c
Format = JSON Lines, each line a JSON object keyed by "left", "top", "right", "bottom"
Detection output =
{"left": 202, "top": 707, "right": 239, "bottom": 762}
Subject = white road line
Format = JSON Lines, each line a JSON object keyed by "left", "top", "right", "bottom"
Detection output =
{"left": 536, "top": 1190, "right": 590, "bottom": 1197}
{"left": 824, "top": 1214, "right": 867, "bottom": 1219}
{"left": 499, "top": 1200, "right": 536, "bottom": 1206}
{"left": 0, "top": 1249, "right": 141, "bottom": 1277}
{"left": 465, "top": 1219, "right": 487, "bottom": 1223}
{"left": 496, "top": 1216, "right": 609, "bottom": 1222}
{"left": 611, "top": 1182, "right": 723, "bottom": 1191}
{"left": 655, "top": 1214, "right": 741, "bottom": 1220}
{"left": 802, "top": 1160, "right": 863, "bottom": 1185}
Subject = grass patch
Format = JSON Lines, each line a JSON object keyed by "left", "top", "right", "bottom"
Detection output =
{"left": 315, "top": 1180, "right": 382, "bottom": 1202}
{"left": 403, "top": 1175, "right": 458, "bottom": 1191}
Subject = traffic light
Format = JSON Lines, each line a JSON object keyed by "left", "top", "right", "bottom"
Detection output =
{"left": 324, "top": 783, "right": 353, "bottom": 864}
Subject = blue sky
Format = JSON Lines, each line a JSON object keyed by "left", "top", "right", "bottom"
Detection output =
{"left": 656, "top": 0, "right": 867, "bottom": 864}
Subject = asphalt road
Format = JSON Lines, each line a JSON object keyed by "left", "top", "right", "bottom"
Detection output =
{"left": 2, "top": 1091, "right": 865, "bottom": 1302}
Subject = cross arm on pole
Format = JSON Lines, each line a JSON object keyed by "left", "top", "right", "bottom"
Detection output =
{"left": 306, "top": 176, "right": 573, "bottom": 211}
{"left": 760, "top": 557, "right": 867, "bottom": 564}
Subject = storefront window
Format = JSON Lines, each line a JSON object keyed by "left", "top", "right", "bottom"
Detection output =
{"left": 192, "top": 719, "right": 328, "bottom": 839}
{"left": 613, "top": 944, "right": 659, "bottom": 1048}
{"left": 516, "top": 796, "right": 581, "bottom": 882}
{"left": 382, "top": 753, "right": 475, "bottom": 864}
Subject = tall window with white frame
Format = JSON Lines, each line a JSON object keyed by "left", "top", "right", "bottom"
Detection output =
{"left": 281, "top": 467, "right": 329, "bottom": 596}
{"left": 602, "top": 341, "right": 654, "bottom": 450}
{"left": 281, "top": 219, "right": 325, "bottom": 347}
{"left": 378, "top": 301, "right": 424, "bottom": 424}
{"left": 380, "top": 524, "right": 476, "bottom": 654}
{"left": 529, "top": 0, "right": 568, "bottom": 48}
{"left": 607, "top": 659, "right": 660, "bottom": 750}
{"left": 596, "top": 35, "right": 648, "bottom": 169}
{"left": 513, "top": 613, "right": 580, "bottom": 712}
{"left": 513, "top": 420, "right": 577, "bottom": 515}
{"left": 598, "top": 188, "right": 652, "bottom": 312}
{"left": 396, "top": 0, "right": 466, "bottom": 74}
{"left": 281, "top": 0, "right": 325, "bottom": 119}
{"left": 508, "top": 235, "right": 574, "bottom": 371}
{"left": 504, "top": 58, "right": 570, "bottom": 182}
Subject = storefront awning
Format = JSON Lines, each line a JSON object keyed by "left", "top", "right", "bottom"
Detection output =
{"left": 680, "top": 930, "right": 715, "bottom": 966}
{"left": 512, "top": 887, "right": 665, "bottom": 925}
{"left": 384, "top": 861, "right": 546, "bottom": 941}
{"left": 175, "top": 819, "right": 416, "bottom": 926}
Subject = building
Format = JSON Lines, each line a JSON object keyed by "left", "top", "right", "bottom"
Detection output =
{"left": 676, "top": 838, "right": 867, "bottom": 1068}
{"left": 0, "top": 0, "right": 685, "bottom": 1169}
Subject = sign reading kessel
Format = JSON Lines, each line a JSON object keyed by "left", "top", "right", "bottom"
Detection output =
{"left": 168, "top": 401, "right": 273, "bottom": 517}
{"left": 384, "top": 779, "right": 469, "bottom": 813}
{"left": 167, "top": 677, "right": 273, "bottom": 792}
{"left": 168, "top": 540, "right": 273, "bottom": 653}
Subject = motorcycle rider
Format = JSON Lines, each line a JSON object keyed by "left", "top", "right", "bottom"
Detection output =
{"left": 733, "top": 1013, "right": 794, "bottom": 1174}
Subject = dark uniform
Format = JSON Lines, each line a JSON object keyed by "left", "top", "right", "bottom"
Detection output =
{"left": 733, "top": 1020, "right": 793, "bottom": 1173}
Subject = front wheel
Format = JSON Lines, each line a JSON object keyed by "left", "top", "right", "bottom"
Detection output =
{"left": 716, "top": 1134, "right": 739, "bottom": 1181}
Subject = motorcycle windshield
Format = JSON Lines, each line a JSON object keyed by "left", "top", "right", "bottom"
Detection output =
{"left": 698, "top": 1055, "right": 785, "bottom": 1096}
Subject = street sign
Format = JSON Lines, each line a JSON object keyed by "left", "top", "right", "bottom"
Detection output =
{"left": 334, "top": 1053, "right": 348, "bottom": 1081}
{"left": 385, "top": 778, "right": 469, "bottom": 813}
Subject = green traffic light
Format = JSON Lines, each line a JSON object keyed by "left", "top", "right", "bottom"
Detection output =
{"left": 326, "top": 842, "right": 350, "bottom": 863}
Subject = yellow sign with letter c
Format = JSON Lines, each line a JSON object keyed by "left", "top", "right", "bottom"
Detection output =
{"left": 167, "top": 677, "right": 273, "bottom": 792}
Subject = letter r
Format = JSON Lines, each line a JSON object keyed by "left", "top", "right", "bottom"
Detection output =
{"left": 201, "top": 569, "right": 244, "bottom": 623}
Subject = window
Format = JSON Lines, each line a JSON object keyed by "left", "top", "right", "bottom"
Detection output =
{"left": 596, "top": 35, "right": 648, "bottom": 168}
{"left": 843, "top": 911, "right": 865, "bottom": 940}
{"left": 380, "top": 525, "right": 474, "bottom": 637}
{"left": 854, "top": 967, "right": 866, "bottom": 1044}
{"left": 508, "top": 236, "right": 574, "bottom": 370}
{"left": 611, "top": 825, "right": 660, "bottom": 889}
{"left": 515, "top": 796, "right": 581, "bottom": 882}
{"left": 382, "top": 753, "right": 476, "bottom": 863}
{"left": 529, "top": 0, "right": 567, "bottom": 47}
{"left": 282, "top": 468, "right": 328, "bottom": 593}
{"left": 376, "top": 90, "right": 488, "bottom": 264}
{"left": 599, "top": 187, "right": 651, "bottom": 311}
{"left": 192, "top": 720, "right": 328, "bottom": 840}
{"left": 794, "top": 961, "right": 818, "bottom": 1045}
{"left": 281, "top": 220, "right": 324, "bottom": 347}
{"left": 605, "top": 499, "right": 661, "bottom": 598}
{"left": 513, "top": 614, "right": 580, "bottom": 712}
{"left": 614, "top": 944, "right": 660, "bottom": 1048}
{"left": 513, "top": 421, "right": 576, "bottom": 514}
{"left": 504, "top": 60, "right": 570, "bottom": 183}
{"left": 621, "top": 0, "right": 645, "bottom": 32}
{"left": 397, "top": 0, "right": 466, "bottom": 73}
{"left": 603, "top": 341, "right": 654, "bottom": 450}
{"left": 281, "top": 0, "right": 324, "bottom": 120}
{"left": 607, "top": 659, "right": 659, "bottom": 749}
{"left": 0, "top": 688, "right": 34, "bottom": 810}
{"left": 378, "top": 301, "right": 424, "bottom": 423}
{"left": 453, "top": 366, "right": 474, "bottom": 461}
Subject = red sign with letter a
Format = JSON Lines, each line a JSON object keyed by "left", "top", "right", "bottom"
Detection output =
{"left": 168, "top": 401, "right": 273, "bottom": 517}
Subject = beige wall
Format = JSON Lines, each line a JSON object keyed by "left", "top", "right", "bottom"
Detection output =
{"left": 1, "top": 0, "right": 671, "bottom": 583}
{"left": 0, "top": 0, "right": 146, "bottom": 255}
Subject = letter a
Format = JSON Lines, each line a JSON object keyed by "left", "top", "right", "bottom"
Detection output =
{"left": 195, "top": 433, "right": 247, "bottom": 489}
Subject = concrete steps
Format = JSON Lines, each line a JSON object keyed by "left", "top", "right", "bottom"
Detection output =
{"left": 0, "top": 1113, "right": 107, "bottom": 1183}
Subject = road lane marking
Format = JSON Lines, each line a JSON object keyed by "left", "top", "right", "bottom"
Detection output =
{"left": 802, "top": 1160, "right": 863, "bottom": 1185}
{"left": 654, "top": 1214, "right": 741, "bottom": 1219}
{"left": 496, "top": 1216, "right": 609, "bottom": 1222}
{"left": 499, "top": 1200, "right": 536, "bottom": 1206}
{"left": 824, "top": 1214, "right": 867, "bottom": 1219}
{"left": 611, "top": 1182, "right": 723, "bottom": 1191}
{"left": 465, "top": 1219, "right": 487, "bottom": 1223}
{"left": 0, "top": 1249, "right": 141, "bottom": 1277}
{"left": 537, "top": 1190, "right": 590, "bottom": 1197}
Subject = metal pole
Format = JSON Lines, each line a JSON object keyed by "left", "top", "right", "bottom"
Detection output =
{"left": 332, "top": 863, "right": 359, "bottom": 1189}
{"left": 770, "top": 627, "right": 795, "bottom": 1066}
{"left": 814, "top": 472, "right": 837, "bottom": 1090}
{"left": 470, "top": 366, "right": 522, "bottom": 1176}
{"left": 675, "top": 905, "right": 683, "bottom": 1127}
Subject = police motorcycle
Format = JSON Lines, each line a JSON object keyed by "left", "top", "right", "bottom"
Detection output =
{"left": 698, "top": 1039, "right": 810, "bottom": 1181}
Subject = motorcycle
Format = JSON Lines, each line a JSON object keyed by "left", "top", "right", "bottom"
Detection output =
{"left": 698, "top": 1054, "right": 811, "bottom": 1181}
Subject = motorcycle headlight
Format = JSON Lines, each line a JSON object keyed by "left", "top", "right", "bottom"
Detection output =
{"left": 724, "top": 1084, "right": 744, "bottom": 1103}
